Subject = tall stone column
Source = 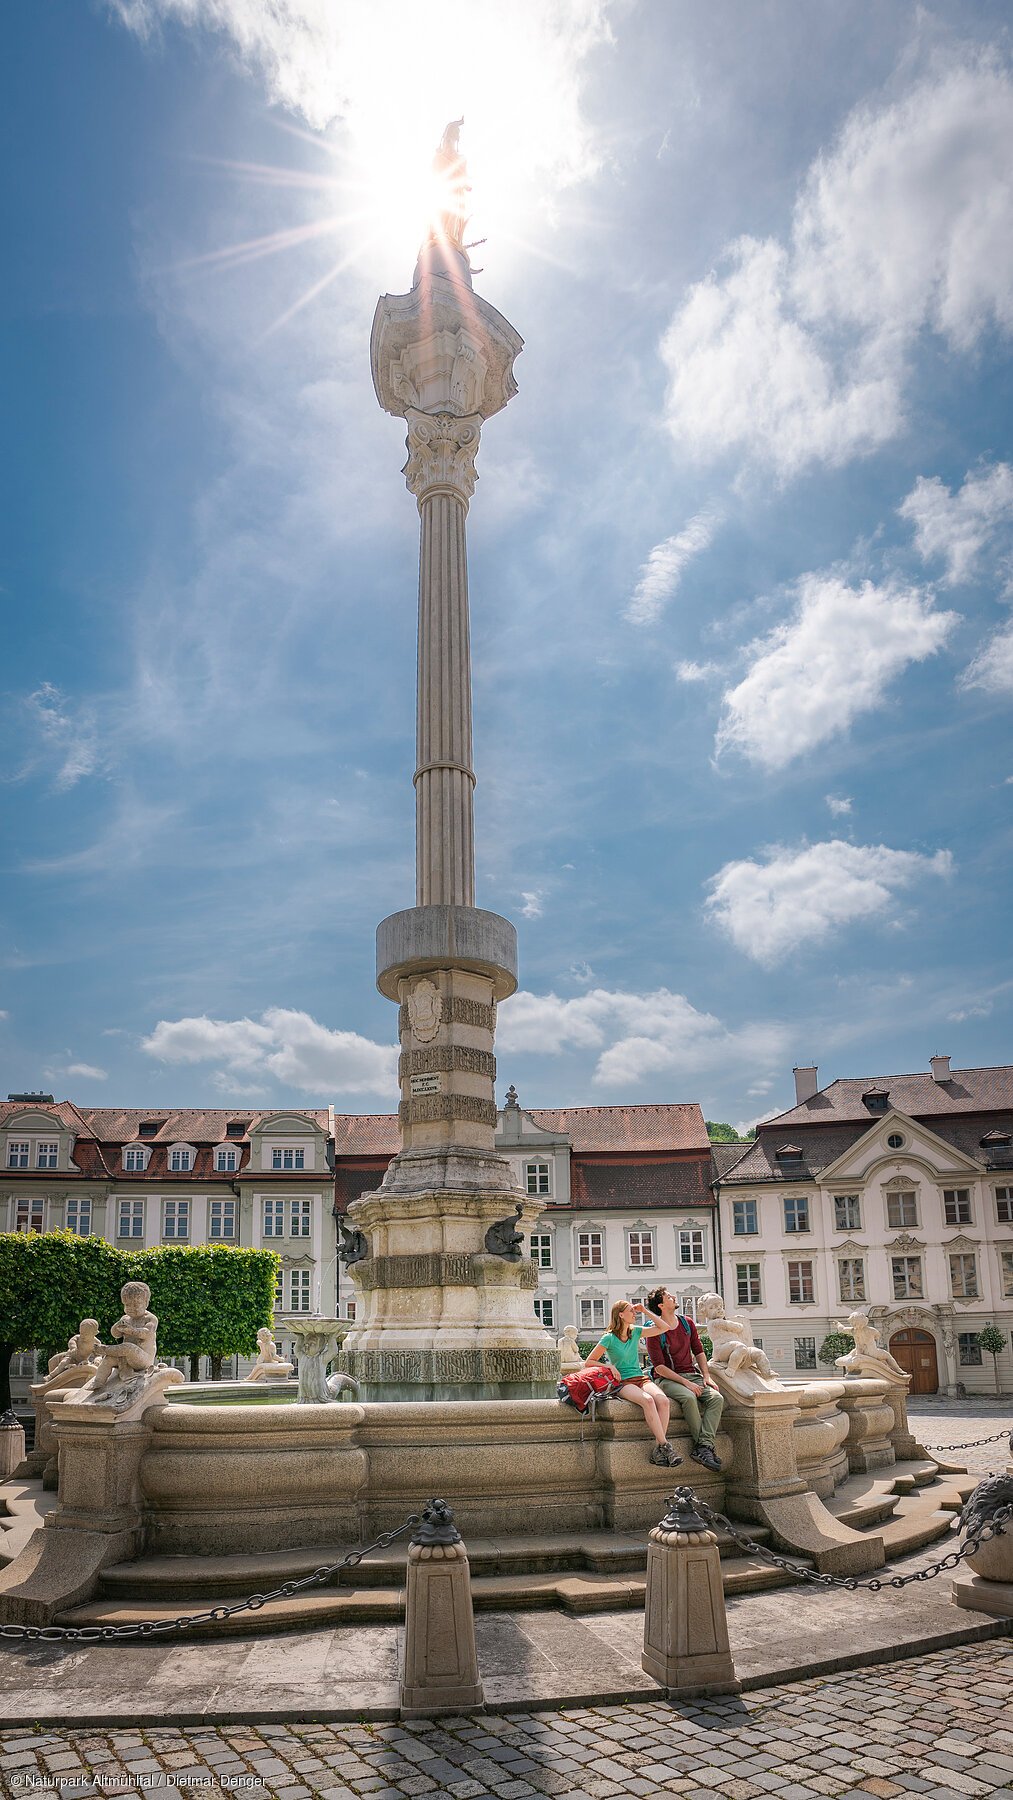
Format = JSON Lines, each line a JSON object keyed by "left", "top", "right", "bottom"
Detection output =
{"left": 336, "top": 141, "right": 558, "bottom": 1401}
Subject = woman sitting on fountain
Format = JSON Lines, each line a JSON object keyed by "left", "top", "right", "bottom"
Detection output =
{"left": 583, "top": 1300, "right": 680, "bottom": 1466}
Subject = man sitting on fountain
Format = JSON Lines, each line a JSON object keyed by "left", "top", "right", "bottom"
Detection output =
{"left": 583, "top": 1299, "right": 681, "bottom": 1467}
{"left": 643, "top": 1287, "right": 724, "bottom": 1472}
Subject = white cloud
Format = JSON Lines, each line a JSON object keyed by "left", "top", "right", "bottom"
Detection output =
{"left": 44, "top": 1061, "right": 108, "bottom": 1083}
{"left": 141, "top": 1006, "right": 398, "bottom": 1097}
{"left": 899, "top": 463, "right": 1013, "bottom": 584}
{"left": 625, "top": 513, "right": 718, "bottom": 626}
{"left": 960, "top": 618, "right": 1013, "bottom": 695}
{"left": 826, "top": 794, "right": 853, "bottom": 816}
{"left": 15, "top": 684, "right": 103, "bottom": 791}
{"left": 520, "top": 891, "right": 544, "bottom": 920}
{"left": 717, "top": 574, "right": 956, "bottom": 769}
{"left": 662, "top": 59, "right": 1013, "bottom": 478}
{"left": 675, "top": 660, "right": 719, "bottom": 683}
{"left": 705, "top": 838, "right": 954, "bottom": 967}
{"left": 497, "top": 986, "right": 788, "bottom": 1090}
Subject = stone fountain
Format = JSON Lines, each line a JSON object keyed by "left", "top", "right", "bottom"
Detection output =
{"left": 335, "top": 122, "right": 558, "bottom": 1402}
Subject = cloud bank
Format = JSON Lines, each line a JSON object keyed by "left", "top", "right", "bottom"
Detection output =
{"left": 900, "top": 462, "right": 1013, "bottom": 585}
{"left": 141, "top": 1007, "right": 398, "bottom": 1096}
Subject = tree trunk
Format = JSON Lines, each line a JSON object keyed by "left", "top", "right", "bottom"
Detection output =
{"left": 995, "top": 1353, "right": 1002, "bottom": 1397}
{"left": 209, "top": 1355, "right": 223, "bottom": 1382}
{"left": 188, "top": 1352, "right": 200, "bottom": 1383}
{"left": 0, "top": 1345, "right": 14, "bottom": 1414}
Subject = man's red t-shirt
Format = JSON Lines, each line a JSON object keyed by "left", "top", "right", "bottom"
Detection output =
{"left": 645, "top": 1316, "right": 704, "bottom": 1376}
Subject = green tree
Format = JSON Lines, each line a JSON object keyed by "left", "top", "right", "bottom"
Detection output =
{"left": 0, "top": 1231, "right": 126, "bottom": 1411}
{"left": 818, "top": 1330, "right": 854, "bottom": 1368}
{"left": 977, "top": 1324, "right": 1008, "bottom": 1396}
{"left": 131, "top": 1244, "right": 279, "bottom": 1381}
{"left": 707, "top": 1121, "right": 746, "bottom": 1142}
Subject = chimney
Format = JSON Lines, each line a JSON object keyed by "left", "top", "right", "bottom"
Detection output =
{"left": 793, "top": 1066, "right": 819, "bottom": 1105}
{"left": 930, "top": 1055, "right": 951, "bottom": 1083}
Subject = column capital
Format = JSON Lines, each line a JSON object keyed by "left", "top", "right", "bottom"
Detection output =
{"left": 403, "top": 408, "right": 481, "bottom": 507}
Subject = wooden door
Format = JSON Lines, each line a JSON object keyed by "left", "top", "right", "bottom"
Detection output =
{"left": 889, "top": 1329, "right": 938, "bottom": 1394}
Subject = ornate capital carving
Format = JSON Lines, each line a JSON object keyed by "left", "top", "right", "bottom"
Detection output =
{"left": 403, "top": 408, "right": 481, "bottom": 504}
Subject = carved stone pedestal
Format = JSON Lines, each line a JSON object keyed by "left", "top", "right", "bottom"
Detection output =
{"left": 642, "top": 1492, "right": 739, "bottom": 1698}
{"left": 400, "top": 1503, "right": 483, "bottom": 1718}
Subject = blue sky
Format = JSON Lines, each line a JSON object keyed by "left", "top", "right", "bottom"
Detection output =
{"left": 3, "top": 1, "right": 1013, "bottom": 1129}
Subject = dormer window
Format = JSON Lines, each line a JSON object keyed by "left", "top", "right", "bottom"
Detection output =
{"left": 36, "top": 1141, "right": 58, "bottom": 1169}
{"left": 775, "top": 1144, "right": 804, "bottom": 1165}
{"left": 862, "top": 1089, "right": 889, "bottom": 1114}
{"left": 123, "top": 1146, "right": 148, "bottom": 1172}
{"left": 226, "top": 1121, "right": 247, "bottom": 1138}
{"left": 981, "top": 1130, "right": 1011, "bottom": 1146}
{"left": 169, "top": 1147, "right": 193, "bottom": 1173}
{"left": 272, "top": 1147, "right": 305, "bottom": 1170}
{"left": 7, "top": 1140, "right": 29, "bottom": 1169}
{"left": 216, "top": 1147, "right": 238, "bottom": 1172}
{"left": 139, "top": 1121, "right": 163, "bottom": 1139}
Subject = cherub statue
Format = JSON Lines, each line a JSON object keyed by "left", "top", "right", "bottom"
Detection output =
{"left": 834, "top": 1311, "right": 909, "bottom": 1383}
{"left": 46, "top": 1318, "right": 102, "bottom": 1385}
{"left": 91, "top": 1281, "right": 158, "bottom": 1390}
{"left": 558, "top": 1324, "right": 583, "bottom": 1372}
{"left": 243, "top": 1326, "right": 294, "bottom": 1383}
{"left": 698, "top": 1292, "right": 782, "bottom": 1396}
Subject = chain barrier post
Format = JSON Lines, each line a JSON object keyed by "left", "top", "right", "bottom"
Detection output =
{"left": 642, "top": 1487, "right": 740, "bottom": 1700}
{"left": 399, "top": 1499, "right": 484, "bottom": 1719}
{"left": 0, "top": 1411, "right": 26, "bottom": 1483}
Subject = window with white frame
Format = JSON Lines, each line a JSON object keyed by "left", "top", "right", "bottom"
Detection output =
{"left": 344, "top": 1299, "right": 357, "bottom": 1322}
{"left": 891, "top": 1255, "right": 923, "bottom": 1299}
{"left": 66, "top": 1196, "right": 91, "bottom": 1237}
{"left": 732, "top": 1199, "right": 757, "bottom": 1235}
{"left": 943, "top": 1188, "right": 972, "bottom": 1227}
{"left": 36, "top": 1141, "right": 58, "bottom": 1170}
{"left": 118, "top": 1198, "right": 144, "bottom": 1239}
{"left": 783, "top": 1194, "right": 810, "bottom": 1233}
{"left": 529, "top": 1233, "right": 553, "bottom": 1269}
{"left": 169, "top": 1148, "right": 192, "bottom": 1173}
{"left": 578, "top": 1296, "right": 605, "bottom": 1331}
{"left": 162, "top": 1198, "right": 190, "bottom": 1240}
{"left": 794, "top": 1336, "right": 817, "bottom": 1370}
{"left": 833, "top": 1194, "right": 861, "bottom": 1231}
{"left": 533, "top": 1295, "right": 555, "bottom": 1329}
{"left": 263, "top": 1198, "right": 285, "bottom": 1238}
{"left": 123, "top": 1146, "right": 147, "bottom": 1172}
{"left": 958, "top": 1332, "right": 983, "bottom": 1366}
{"left": 577, "top": 1230, "right": 604, "bottom": 1268}
{"left": 289, "top": 1198, "right": 312, "bottom": 1238}
{"left": 274, "top": 1270, "right": 284, "bottom": 1310}
{"left": 787, "top": 1259, "right": 814, "bottom": 1304}
{"left": 678, "top": 1229, "right": 704, "bottom": 1266}
{"left": 1002, "top": 1250, "right": 1013, "bottom": 1299}
{"left": 289, "top": 1269, "right": 311, "bottom": 1312}
{"left": 272, "top": 1147, "right": 305, "bottom": 1170}
{"left": 887, "top": 1190, "right": 918, "bottom": 1229}
{"left": 949, "top": 1252, "right": 978, "bottom": 1299}
{"left": 838, "top": 1257, "right": 866, "bottom": 1303}
{"left": 996, "top": 1187, "right": 1013, "bottom": 1224}
{"left": 15, "top": 1196, "right": 44, "bottom": 1233}
{"left": 209, "top": 1198, "right": 236, "bottom": 1240}
{"left": 736, "top": 1262, "right": 761, "bottom": 1306}
{"left": 7, "top": 1141, "right": 29, "bottom": 1169}
{"left": 525, "top": 1161, "right": 550, "bottom": 1196}
{"left": 216, "top": 1147, "right": 238, "bottom": 1173}
{"left": 629, "top": 1230, "right": 656, "bottom": 1268}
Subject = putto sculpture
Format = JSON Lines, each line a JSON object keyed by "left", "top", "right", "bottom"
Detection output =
{"left": 43, "top": 1318, "right": 102, "bottom": 1390}
{"left": 698, "top": 1292, "right": 783, "bottom": 1398}
{"left": 834, "top": 1311, "right": 910, "bottom": 1384}
{"left": 70, "top": 1281, "right": 184, "bottom": 1418}
{"left": 243, "top": 1326, "right": 294, "bottom": 1383}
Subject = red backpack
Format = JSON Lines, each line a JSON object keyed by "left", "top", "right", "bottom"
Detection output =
{"left": 557, "top": 1365, "right": 622, "bottom": 1420}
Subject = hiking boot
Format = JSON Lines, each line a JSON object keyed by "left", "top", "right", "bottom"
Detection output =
{"left": 649, "top": 1443, "right": 670, "bottom": 1466}
{"left": 691, "top": 1444, "right": 722, "bottom": 1472}
{"left": 665, "top": 1442, "right": 683, "bottom": 1466}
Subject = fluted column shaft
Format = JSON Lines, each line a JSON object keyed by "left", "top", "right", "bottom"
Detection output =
{"left": 403, "top": 407, "right": 483, "bottom": 908}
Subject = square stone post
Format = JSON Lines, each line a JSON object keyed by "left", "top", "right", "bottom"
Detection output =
{"left": 400, "top": 1501, "right": 483, "bottom": 1717}
{"left": 642, "top": 1490, "right": 739, "bottom": 1698}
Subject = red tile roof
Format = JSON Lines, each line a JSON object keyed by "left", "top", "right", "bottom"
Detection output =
{"left": 527, "top": 1104, "right": 708, "bottom": 1153}
{"left": 570, "top": 1157, "right": 713, "bottom": 1209}
{"left": 80, "top": 1108, "right": 331, "bottom": 1143}
{"left": 765, "top": 1066, "right": 1013, "bottom": 1128}
{"left": 332, "top": 1114, "right": 400, "bottom": 1155}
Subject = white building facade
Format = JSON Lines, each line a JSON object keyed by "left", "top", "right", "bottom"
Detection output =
{"left": 714, "top": 1061, "right": 1013, "bottom": 1395}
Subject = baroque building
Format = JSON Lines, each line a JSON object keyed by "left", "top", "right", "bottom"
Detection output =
{"left": 712, "top": 1059, "right": 1013, "bottom": 1395}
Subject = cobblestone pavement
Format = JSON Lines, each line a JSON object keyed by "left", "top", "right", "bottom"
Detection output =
{"left": 1, "top": 1639, "right": 1011, "bottom": 1800}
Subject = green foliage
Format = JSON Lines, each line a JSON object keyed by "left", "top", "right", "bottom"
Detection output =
{"left": 699, "top": 1333, "right": 714, "bottom": 1360}
{"left": 978, "top": 1325, "right": 1007, "bottom": 1357}
{"left": 706, "top": 1121, "right": 748, "bottom": 1142}
{"left": 818, "top": 1331, "right": 854, "bottom": 1368}
{"left": 0, "top": 1232, "right": 279, "bottom": 1406}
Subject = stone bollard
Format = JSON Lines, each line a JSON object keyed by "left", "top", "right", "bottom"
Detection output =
{"left": 400, "top": 1499, "right": 484, "bottom": 1718}
{"left": 0, "top": 1412, "right": 26, "bottom": 1482}
{"left": 642, "top": 1488, "right": 740, "bottom": 1699}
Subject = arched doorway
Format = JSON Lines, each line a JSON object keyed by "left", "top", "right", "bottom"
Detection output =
{"left": 889, "top": 1329, "right": 938, "bottom": 1394}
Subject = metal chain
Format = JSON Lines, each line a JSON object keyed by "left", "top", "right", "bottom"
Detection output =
{"left": 691, "top": 1495, "right": 1012, "bottom": 1593}
{"left": 923, "top": 1428, "right": 1012, "bottom": 1452}
{"left": 0, "top": 1510, "right": 426, "bottom": 1644}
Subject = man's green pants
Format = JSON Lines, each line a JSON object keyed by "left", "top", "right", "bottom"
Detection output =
{"left": 655, "top": 1379, "right": 724, "bottom": 1447}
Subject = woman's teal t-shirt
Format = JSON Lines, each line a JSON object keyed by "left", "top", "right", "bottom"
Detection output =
{"left": 596, "top": 1325, "right": 643, "bottom": 1380}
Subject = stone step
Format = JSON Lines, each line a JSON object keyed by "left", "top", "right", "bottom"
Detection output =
{"left": 96, "top": 1524, "right": 776, "bottom": 1601}
{"left": 874, "top": 1498, "right": 958, "bottom": 1557}
{"left": 60, "top": 1553, "right": 803, "bottom": 1637}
